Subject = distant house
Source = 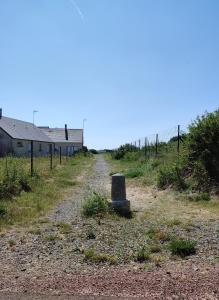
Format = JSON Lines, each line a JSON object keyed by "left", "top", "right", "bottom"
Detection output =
{"left": 0, "top": 110, "right": 83, "bottom": 157}
{"left": 39, "top": 127, "right": 83, "bottom": 156}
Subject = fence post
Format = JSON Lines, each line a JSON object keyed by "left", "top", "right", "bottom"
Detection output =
{"left": 177, "top": 125, "right": 180, "bottom": 154}
{"left": 50, "top": 144, "right": 53, "bottom": 170}
{"left": 155, "top": 134, "right": 158, "bottom": 156}
{"left": 31, "top": 140, "right": 34, "bottom": 176}
{"left": 59, "top": 146, "right": 62, "bottom": 164}
{"left": 139, "top": 139, "right": 141, "bottom": 151}
{"left": 144, "top": 137, "right": 147, "bottom": 158}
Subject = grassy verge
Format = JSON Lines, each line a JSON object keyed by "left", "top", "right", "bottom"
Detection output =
{"left": 0, "top": 153, "right": 93, "bottom": 229}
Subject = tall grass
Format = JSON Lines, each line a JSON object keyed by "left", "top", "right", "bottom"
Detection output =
{"left": 0, "top": 154, "right": 92, "bottom": 229}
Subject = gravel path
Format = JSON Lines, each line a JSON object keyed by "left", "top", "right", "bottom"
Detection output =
{"left": 50, "top": 154, "right": 111, "bottom": 223}
{"left": 0, "top": 155, "right": 218, "bottom": 299}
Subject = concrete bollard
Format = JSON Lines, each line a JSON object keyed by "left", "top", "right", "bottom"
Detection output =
{"left": 111, "top": 173, "right": 130, "bottom": 216}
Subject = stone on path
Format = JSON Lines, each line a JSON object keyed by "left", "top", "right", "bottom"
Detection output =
{"left": 111, "top": 173, "right": 130, "bottom": 216}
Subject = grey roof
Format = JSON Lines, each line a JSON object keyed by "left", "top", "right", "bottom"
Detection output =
{"left": 0, "top": 116, "right": 52, "bottom": 142}
{"left": 39, "top": 128, "right": 83, "bottom": 144}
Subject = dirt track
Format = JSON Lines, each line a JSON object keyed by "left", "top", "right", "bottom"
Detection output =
{"left": 0, "top": 155, "right": 218, "bottom": 299}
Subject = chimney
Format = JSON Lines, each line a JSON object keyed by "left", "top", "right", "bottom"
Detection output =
{"left": 65, "top": 124, "right": 68, "bottom": 140}
{"left": 0, "top": 108, "right": 2, "bottom": 119}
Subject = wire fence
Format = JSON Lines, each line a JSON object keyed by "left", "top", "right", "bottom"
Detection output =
{"left": 121, "top": 125, "right": 188, "bottom": 158}
{"left": 0, "top": 144, "right": 75, "bottom": 179}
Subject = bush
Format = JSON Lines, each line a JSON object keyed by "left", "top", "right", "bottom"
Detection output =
{"left": 157, "top": 163, "right": 187, "bottom": 190}
{"left": 169, "top": 239, "right": 196, "bottom": 257}
{"left": 187, "top": 109, "right": 219, "bottom": 184}
{"left": 89, "top": 149, "right": 98, "bottom": 154}
{"left": 82, "top": 191, "right": 109, "bottom": 217}
{"left": 0, "top": 204, "right": 7, "bottom": 218}
{"left": 112, "top": 144, "right": 138, "bottom": 160}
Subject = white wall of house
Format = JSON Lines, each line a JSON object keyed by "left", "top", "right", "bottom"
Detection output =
{"left": 54, "top": 142, "right": 83, "bottom": 156}
{"left": 11, "top": 140, "right": 51, "bottom": 157}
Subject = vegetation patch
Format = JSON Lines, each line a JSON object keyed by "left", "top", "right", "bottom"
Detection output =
{"left": 157, "top": 163, "right": 187, "bottom": 190}
{"left": 44, "top": 234, "right": 59, "bottom": 242}
{"left": 82, "top": 191, "right": 109, "bottom": 217}
{"left": 57, "top": 222, "right": 72, "bottom": 234}
{"left": 8, "top": 239, "right": 16, "bottom": 247}
{"left": 146, "top": 227, "right": 172, "bottom": 242}
{"left": 188, "top": 192, "right": 211, "bottom": 202}
{"left": 84, "top": 249, "right": 117, "bottom": 264}
{"left": 135, "top": 246, "right": 150, "bottom": 262}
{"left": 169, "top": 239, "right": 197, "bottom": 257}
{"left": 125, "top": 168, "right": 144, "bottom": 178}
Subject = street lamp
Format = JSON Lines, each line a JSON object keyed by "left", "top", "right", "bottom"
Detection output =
{"left": 33, "top": 110, "right": 38, "bottom": 125}
{"left": 82, "top": 118, "right": 87, "bottom": 146}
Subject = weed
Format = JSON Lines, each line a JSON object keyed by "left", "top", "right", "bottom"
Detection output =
{"left": 149, "top": 243, "right": 162, "bottom": 253}
{"left": 84, "top": 249, "right": 117, "bottom": 264}
{"left": 57, "top": 222, "right": 72, "bottom": 234}
{"left": 44, "top": 234, "right": 59, "bottom": 242}
{"left": 82, "top": 191, "right": 109, "bottom": 217}
{"left": 135, "top": 246, "right": 150, "bottom": 262}
{"left": 8, "top": 239, "right": 16, "bottom": 247}
{"left": 150, "top": 254, "right": 165, "bottom": 266}
{"left": 28, "top": 228, "right": 41, "bottom": 235}
{"left": 165, "top": 218, "right": 182, "bottom": 227}
{"left": 169, "top": 239, "right": 197, "bottom": 257}
{"left": 146, "top": 227, "right": 171, "bottom": 242}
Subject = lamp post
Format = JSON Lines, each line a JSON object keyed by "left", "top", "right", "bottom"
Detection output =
{"left": 82, "top": 118, "right": 87, "bottom": 146}
{"left": 33, "top": 110, "right": 38, "bottom": 125}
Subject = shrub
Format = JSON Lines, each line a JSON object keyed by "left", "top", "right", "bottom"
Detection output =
{"left": 157, "top": 163, "right": 187, "bottom": 190}
{"left": 187, "top": 109, "right": 219, "bottom": 184}
{"left": 0, "top": 204, "right": 8, "bottom": 218}
{"left": 82, "top": 191, "right": 109, "bottom": 217}
{"left": 89, "top": 149, "right": 98, "bottom": 154}
{"left": 149, "top": 243, "right": 162, "bottom": 253}
{"left": 169, "top": 239, "right": 196, "bottom": 257}
{"left": 112, "top": 144, "right": 138, "bottom": 160}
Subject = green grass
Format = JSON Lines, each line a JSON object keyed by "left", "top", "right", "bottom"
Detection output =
{"left": 169, "top": 239, "right": 197, "bottom": 257}
{"left": 0, "top": 154, "right": 93, "bottom": 228}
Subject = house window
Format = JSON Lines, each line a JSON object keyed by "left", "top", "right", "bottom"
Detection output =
{"left": 39, "top": 144, "right": 42, "bottom": 152}
{"left": 17, "top": 141, "right": 23, "bottom": 148}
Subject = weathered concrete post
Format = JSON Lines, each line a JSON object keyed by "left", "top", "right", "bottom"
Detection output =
{"left": 111, "top": 173, "right": 130, "bottom": 215}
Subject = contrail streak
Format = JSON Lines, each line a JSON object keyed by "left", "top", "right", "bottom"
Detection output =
{"left": 69, "top": 0, "right": 85, "bottom": 22}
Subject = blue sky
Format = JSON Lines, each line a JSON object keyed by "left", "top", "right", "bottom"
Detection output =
{"left": 0, "top": 0, "right": 218, "bottom": 149}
